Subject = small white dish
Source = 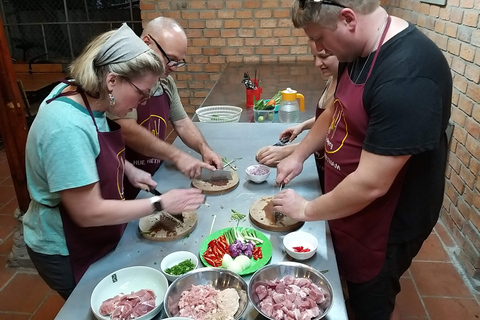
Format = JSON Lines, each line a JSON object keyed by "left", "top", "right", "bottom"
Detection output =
{"left": 160, "top": 251, "right": 199, "bottom": 282}
{"left": 245, "top": 164, "right": 271, "bottom": 183}
{"left": 283, "top": 231, "right": 318, "bottom": 260}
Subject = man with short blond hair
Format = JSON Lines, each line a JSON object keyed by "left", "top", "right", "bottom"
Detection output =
{"left": 274, "top": 1, "right": 452, "bottom": 319}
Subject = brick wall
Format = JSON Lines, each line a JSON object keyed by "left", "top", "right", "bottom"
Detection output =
{"left": 139, "top": 0, "right": 312, "bottom": 114}
{"left": 141, "top": 0, "right": 480, "bottom": 287}
{"left": 382, "top": 0, "right": 480, "bottom": 289}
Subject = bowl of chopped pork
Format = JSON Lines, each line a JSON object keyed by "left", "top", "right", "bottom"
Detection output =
{"left": 248, "top": 262, "right": 333, "bottom": 320}
{"left": 163, "top": 267, "right": 249, "bottom": 320}
{"left": 90, "top": 266, "right": 168, "bottom": 320}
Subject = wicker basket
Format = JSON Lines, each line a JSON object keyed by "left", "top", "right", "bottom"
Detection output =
{"left": 195, "top": 105, "right": 242, "bottom": 123}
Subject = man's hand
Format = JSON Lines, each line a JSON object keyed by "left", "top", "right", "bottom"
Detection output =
{"left": 273, "top": 189, "right": 309, "bottom": 221}
{"left": 276, "top": 153, "right": 304, "bottom": 186}
{"left": 173, "top": 151, "right": 216, "bottom": 178}
{"left": 201, "top": 148, "right": 223, "bottom": 169}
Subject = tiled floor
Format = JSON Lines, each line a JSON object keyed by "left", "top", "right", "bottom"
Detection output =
{"left": 0, "top": 132, "right": 479, "bottom": 319}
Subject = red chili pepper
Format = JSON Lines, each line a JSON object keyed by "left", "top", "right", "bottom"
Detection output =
{"left": 293, "top": 246, "right": 311, "bottom": 253}
{"left": 252, "top": 246, "right": 263, "bottom": 260}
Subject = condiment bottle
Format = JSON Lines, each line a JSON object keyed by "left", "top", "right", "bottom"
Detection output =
{"left": 278, "top": 88, "right": 305, "bottom": 123}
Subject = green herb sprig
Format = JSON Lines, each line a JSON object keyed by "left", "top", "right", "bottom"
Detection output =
{"left": 230, "top": 209, "right": 246, "bottom": 227}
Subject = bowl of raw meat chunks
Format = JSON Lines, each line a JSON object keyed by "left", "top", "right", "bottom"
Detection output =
{"left": 90, "top": 266, "right": 168, "bottom": 320}
{"left": 163, "top": 267, "right": 249, "bottom": 320}
{"left": 248, "top": 262, "right": 333, "bottom": 320}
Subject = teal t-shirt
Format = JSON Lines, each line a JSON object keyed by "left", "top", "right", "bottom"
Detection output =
{"left": 23, "top": 83, "right": 110, "bottom": 255}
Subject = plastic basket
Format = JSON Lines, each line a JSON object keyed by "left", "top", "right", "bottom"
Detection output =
{"left": 195, "top": 105, "right": 242, "bottom": 123}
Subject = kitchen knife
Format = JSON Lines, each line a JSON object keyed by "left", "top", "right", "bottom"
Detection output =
{"left": 199, "top": 168, "right": 233, "bottom": 181}
{"left": 273, "top": 136, "right": 291, "bottom": 147}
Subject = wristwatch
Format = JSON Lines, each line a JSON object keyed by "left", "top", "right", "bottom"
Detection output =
{"left": 150, "top": 196, "right": 163, "bottom": 212}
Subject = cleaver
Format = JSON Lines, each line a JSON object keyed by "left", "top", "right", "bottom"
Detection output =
{"left": 199, "top": 168, "right": 232, "bottom": 181}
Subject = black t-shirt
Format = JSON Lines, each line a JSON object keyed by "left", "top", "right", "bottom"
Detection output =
{"left": 343, "top": 23, "right": 452, "bottom": 243}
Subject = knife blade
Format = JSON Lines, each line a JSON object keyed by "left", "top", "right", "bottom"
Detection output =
{"left": 148, "top": 186, "right": 162, "bottom": 196}
{"left": 199, "top": 168, "right": 232, "bottom": 181}
{"left": 273, "top": 136, "right": 291, "bottom": 147}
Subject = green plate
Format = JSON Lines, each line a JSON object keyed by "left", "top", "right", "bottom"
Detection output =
{"left": 199, "top": 227, "right": 273, "bottom": 275}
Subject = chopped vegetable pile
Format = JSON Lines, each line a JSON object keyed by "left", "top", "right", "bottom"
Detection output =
{"left": 293, "top": 246, "right": 311, "bottom": 253}
{"left": 203, "top": 227, "right": 264, "bottom": 273}
{"left": 165, "top": 259, "right": 195, "bottom": 275}
{"left": 247, "top": 165, "right": 270, "bottom": 176}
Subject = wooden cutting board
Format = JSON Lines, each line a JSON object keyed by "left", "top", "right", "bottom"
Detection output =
{"left": 138, "top": 211, "right": 197, "bottom": 241}
{"left": 249, "top": 196, "right": 304, "bottom": 232}
{"left": 191, "top": 170, "right": 239, "bottom": 194}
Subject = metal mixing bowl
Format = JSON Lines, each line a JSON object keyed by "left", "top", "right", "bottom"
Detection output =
{"left": 248, "top": 262, "right": 334, "bottom": 320}
{"left": 163, "top": 267, "right": 248, "bottom": 319}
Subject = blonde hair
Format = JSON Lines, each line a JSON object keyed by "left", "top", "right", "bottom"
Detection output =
{"left": 69, "top": 29, "right": 164, "bottom": 98}
{"left": 292, "top": 0, "right": 380, "bottom": 30}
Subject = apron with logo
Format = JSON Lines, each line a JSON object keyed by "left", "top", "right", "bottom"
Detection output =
{"left": 46, "top": 82, "right": 127, "bottom": 283}
{"left": 123, "top": 86, "right": 170, "bottom": 200}
{"left": 324, "top": 17, "right": 407, "bottom": 283}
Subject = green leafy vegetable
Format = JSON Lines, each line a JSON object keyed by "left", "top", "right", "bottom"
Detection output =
{"left": 165, "top": 259, "right": 195, "bottom": 275}
{"left": 231, "top": 209, "right": 246, "bottom": 227}
{"left": 254, "top": 91, "right": 282, "bottom": 111}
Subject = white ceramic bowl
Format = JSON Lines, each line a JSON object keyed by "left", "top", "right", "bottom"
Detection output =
{"left": 283, "top": 230, "right": 319, "bottom": 260}
{"left": 245, "top": 164, "right": 271, "bottom": 183}
{"left": 90, "top": 266, "right": 168, "bottom": 320}
{"left": 160, "top": 251, "right": 199, "bottom": 282}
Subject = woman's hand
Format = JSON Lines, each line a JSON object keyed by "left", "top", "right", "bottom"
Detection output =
{"left": 280, "top": 124, "right": 304, "bottom": 142}
{"left": 125, "top": 162, "right": 156, "bottom": 190}
{"left": 160, "top": 188, "right": 205, "bottom": 213}
{"left": 256, "top": 145, "right": 296, "bottom": 167}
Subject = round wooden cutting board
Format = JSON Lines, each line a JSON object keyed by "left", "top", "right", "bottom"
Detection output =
{"left": 249, "top": 196, "right": 304, "bottom": 232}
{"left": 138, "top": 211, "right": 197, "bottom": 241}
{"left": 191, "top": 170, "right": 239, "bottom": 194}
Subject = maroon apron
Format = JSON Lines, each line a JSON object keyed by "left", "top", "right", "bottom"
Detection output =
{"left": 123, "top": 87, "right": 170, "bottom": 200}
{"left": 324, "top": 17, "right": 406, "bottom": 283}
{"left": 47, "top": 83, "right": 127, "bottom": 283}
{"left": 314, "top": 86, "right": 329, "bottom": 192}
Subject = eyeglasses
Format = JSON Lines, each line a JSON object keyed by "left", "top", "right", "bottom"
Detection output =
{"left": 148, "top": 34, "right": 187, "bottom": 68}
{"left": 123, "top": 77, "right": 151, "bottom": 103}
{"left": 299, "top": 0, "right": 347, "bottom": 10}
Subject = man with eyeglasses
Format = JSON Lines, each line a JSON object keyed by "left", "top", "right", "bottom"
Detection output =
{"left": 109, "top": 17, "right": 222, "bottom": 200}
{"left": 273, "top": 1, "right": 452, "bottom": 319}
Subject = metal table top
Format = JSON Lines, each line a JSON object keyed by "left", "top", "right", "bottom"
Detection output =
{"left": 55, "top": 123, "right": 347, "bottom": 320}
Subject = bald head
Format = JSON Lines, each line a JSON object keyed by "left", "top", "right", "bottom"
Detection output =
{"left": 142, "top": 17, "right": 187, "bottom": 75}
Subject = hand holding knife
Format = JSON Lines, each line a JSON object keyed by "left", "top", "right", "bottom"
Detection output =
{"left": 141, "top": 185, "right": 185, "bottom": 227}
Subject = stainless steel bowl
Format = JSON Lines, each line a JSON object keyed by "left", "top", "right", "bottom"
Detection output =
{"left": 248, "top": 262, "right": 333, "bottom": 320}
{"left": 163, "top": 267, "right": 248, "bottom": 319}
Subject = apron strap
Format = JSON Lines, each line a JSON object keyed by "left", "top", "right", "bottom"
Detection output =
{"left": 366, "top": 16, "right": 392, "bottom": 79}
{"left": 46, "top": 79, "right": 100, "bottom": 131}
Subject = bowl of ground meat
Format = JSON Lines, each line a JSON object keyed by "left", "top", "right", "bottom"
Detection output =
{"left": 163, "top": 267, "right": 249, "bottom": 320}
{"left": 91, "top": 266, "right": 168, "bottom": 320}
{"left": 248, "top": 262, "right": 333, "bottom": 320}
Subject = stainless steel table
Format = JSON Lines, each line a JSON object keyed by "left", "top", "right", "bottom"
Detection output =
{"left": 55, "top": 123, "right": 348, "bottom": 320}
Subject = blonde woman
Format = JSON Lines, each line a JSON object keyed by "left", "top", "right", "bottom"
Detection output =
{"left": 23, "top": 24, "right": 204, "bottom": 299}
